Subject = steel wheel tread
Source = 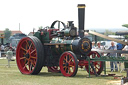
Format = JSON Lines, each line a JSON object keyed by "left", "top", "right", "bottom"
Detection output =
{"left": 16, "top": 36, "right": 44, "bottom": 75}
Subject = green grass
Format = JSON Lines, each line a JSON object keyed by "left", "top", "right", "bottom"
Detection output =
{"left": 0, "top": 59, "right": 126, "bottom": 85}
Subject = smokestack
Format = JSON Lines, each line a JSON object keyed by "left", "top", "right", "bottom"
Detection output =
{"left": 77, "top": 4, "right": 85, "bottom": 38}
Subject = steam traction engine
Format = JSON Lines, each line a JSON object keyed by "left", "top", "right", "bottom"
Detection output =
{"left": 16, "top": 4, "right": 103, "bottom": 77}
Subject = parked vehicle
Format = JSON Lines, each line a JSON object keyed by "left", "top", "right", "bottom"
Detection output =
{"left": 9, "top": 33, "right": 27, "bottom": 42}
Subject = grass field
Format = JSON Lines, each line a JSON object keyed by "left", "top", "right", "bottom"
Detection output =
{"left": 0, "top": 59, "right": 127, "bottom": 85}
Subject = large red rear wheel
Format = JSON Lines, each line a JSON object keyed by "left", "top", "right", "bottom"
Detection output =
{"left": 85, "top": 51, "right": 103, "bottom": 75}
{"left": 16, "top": 36, "right": 44, "bottom": 75}
{"left": 59, "top": 51, "right": 78, "bottom": 77}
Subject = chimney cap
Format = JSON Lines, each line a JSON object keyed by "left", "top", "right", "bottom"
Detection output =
{"left": 77, "top": 4, "right": 86, "bottom": 8}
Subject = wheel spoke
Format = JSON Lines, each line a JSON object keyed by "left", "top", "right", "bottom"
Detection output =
{"left": 30, "top": 56, "right": 36, "bottom": 59}
{"left": 68, "top": 67, "right": 72, "bottom": 73}
{"left": 25, "top": 40, "right": 29, "bottom": 50}
{"left": 23, "top": 62, "right": 29, "bottom": 70}
{"left": 95, "top": 65, "right": 99, "bottom": 70}
{"left": 31, "top": 49, "right": 36, "bottom": 54}
{"left": 63, "top": 66, "right": 67, "bottom": 69}
{"left": 21, "top": 46, "right": 27, "bottom": 52}
{"left": 20, "top": 57, "right": 26, "bottom": 60}
{"left": 29, "top": 61, "right": 33, "bottom": 72}
{"left": 64, "top": 67, "right": 67, "bottom": 72}
{"left": 69, "top": 64, "right": 74, "bottom": 67}
{"left": 26, "top": 40, "right": 29, "bottom": 47}
{"left": 34, "top": 60, "right": 36, "bottom": 65}
{"left": 68, "top": 57, "right": 72, "bottom": 63}
{"left": 66, "top": 56, "right": 68, "bottom": 62}
{"left": 31, "top": 61, "right": 35, "bottom": 66}
{"left": 29, "top": 43, "right": 32, "bottom": 50}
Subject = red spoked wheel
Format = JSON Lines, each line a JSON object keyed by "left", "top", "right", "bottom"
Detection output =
{"left": 47, "top": 66, "right": 60, "bottom": 73}
{"left": 85, "top": 51, "right": 103, "bottom": 75}
{"left": 59, "top": 51, "right": 78, "bottom": 77}
{"left": 16, "top": 36, "right": 44, "bottom": 75}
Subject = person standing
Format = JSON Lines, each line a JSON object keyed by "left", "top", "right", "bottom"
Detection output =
{"left": 117, "top": 43, "right": 124, "bottom": 70}
{"left": 95, "top": 42, "right": 104, "bottom": 56}
{"left": 96, "top": 42, "right": 105, "bottom": 50}
{"left": 117, "top": 43, "right": 124, "bottom": 56}
{"left": 108, "top": 41, "right": 118, "bottom": 72}
{"left": 92, "top": 41, "right": 95, "bottom": 49}
{"left": 1, "top": 44, "right": 4, "bottom": 57}
{"left": 6, "top": 48, "right": 13, "bottom": 67}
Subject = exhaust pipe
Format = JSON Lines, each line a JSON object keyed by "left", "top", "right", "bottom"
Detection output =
{"left": 77, "top": 4, "right": 85, "bottom": 38}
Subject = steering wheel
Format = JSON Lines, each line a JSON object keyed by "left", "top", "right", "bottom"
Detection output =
{"left": 50, "top": 20, "right": 66, "bottom": 30}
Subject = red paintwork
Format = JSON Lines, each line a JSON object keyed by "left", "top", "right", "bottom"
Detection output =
{"left": 16, "top": 37, "right": 37, "bottom": 74}
{"left": 47, "top": 29, "right": 59, "bottom": 39}
{"left": 47, "top": 66, "right": 60, "bottom": 73}
{"left": 59, "top": 52, "right": 76, "bottom": 77}
{"left": 85, "top": 51, "right": 103, "bottom": 75}
{"left": 78, "top": 60, "right": 88, "bottom": 68}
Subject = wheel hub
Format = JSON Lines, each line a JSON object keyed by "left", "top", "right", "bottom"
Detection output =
{"left": 25, "top": 53, "right": 30, "bottom": 58}
{"left": 65, "top": 63, "right": 69, "bottom": 66}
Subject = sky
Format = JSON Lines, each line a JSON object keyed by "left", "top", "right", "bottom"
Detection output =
{"left": 0, "top": 0, "right": 128, "bottom": 35}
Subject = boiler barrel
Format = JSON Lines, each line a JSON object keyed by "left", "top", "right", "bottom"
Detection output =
{"left": 50, "top": 37, "right": 91, "bottom": 55}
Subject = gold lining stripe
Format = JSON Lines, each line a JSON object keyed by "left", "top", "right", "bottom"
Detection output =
{"left": 70, "top": 38, "right": 75, "bottom": 51}
{"left": 78, "top": 6, "right": 86, "bottom": 8}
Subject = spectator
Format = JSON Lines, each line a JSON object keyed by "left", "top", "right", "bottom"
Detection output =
{"left": 92, "top": 41, "right": 95, "bottom": 49}
{"left": 96, "top": 42, "right": 104, "bottom": 50}
{"left": 122, "top": 45, "right": 128, "bottom": 60}
{"left": 95, "top": 42, "right": 104, "bottom": 55}
{"left": 117, "top": 43, "right": 124, "bottom": 70}
{"left": 117, "top": 43, "right": 124, "bottom": 56}
{"left": 6, "top": 48, "right": 13, "bottom": 67}
{"left": 1, "top": 44, "right": 4, "bottom": 56}
{"left": 108, "top": 41, "right": 118, "bottom": 72}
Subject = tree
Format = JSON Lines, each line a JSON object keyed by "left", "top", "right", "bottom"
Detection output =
{"left": 104, "top": 29, "right": 115, "bottom": 36}
{"left": 38, "top": 26, "right": 43, "bottom": 30}
{"left": 4, "top": 28, "right": 11, "bottom": 41}
{"left": 122, "top": 24, "right": 128, "bottom": 28}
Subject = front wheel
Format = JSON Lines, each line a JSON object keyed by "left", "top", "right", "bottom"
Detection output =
{"left": 59, "top": 51, "right": 78, "bottom": 77}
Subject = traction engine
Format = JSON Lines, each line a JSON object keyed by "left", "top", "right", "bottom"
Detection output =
{"left": 16, "top": 4, "right": 103, "bottom": 77}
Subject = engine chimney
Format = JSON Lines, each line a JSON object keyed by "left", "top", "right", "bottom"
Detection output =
{"left": 78, "top": 4, "right": 85, "bottom": 38}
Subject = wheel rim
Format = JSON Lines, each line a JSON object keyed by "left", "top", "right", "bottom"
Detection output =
{"left": 16, "top": 37, "right": 37, "bottom": 74}
{"left": 85, "top": 51, "right": 103, "bottom": 75}
{"left": 47, "top": 66, "right": 60, "bottom": 73}
{"left": 59, "top": 51, "right": 78, "bottom": 77}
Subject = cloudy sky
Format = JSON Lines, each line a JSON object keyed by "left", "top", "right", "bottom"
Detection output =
{"left": 0, "top": 0, "right": 128, "bottom": 34}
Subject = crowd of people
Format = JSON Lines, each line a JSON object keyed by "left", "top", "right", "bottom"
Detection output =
{"left": 0, "top": 43, "right": 15, "bottom": 58}
{"left": 92, "top": 41, "right": 126, "bottom": 72}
